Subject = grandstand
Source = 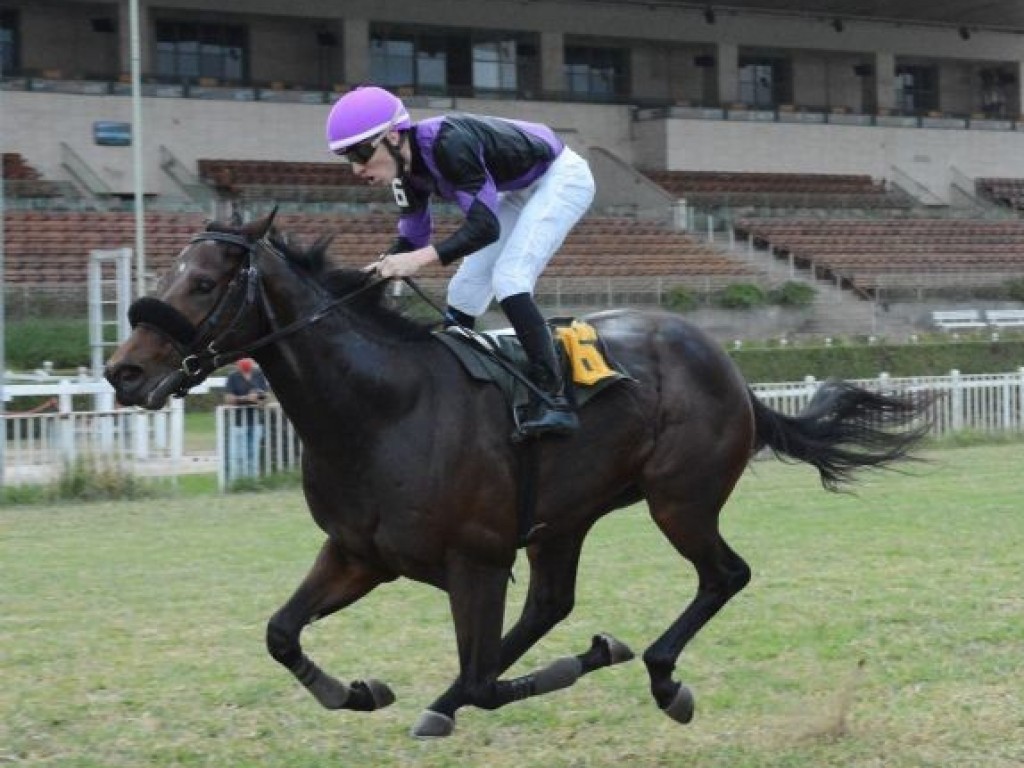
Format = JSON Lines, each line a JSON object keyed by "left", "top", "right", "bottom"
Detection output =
{"left": 734, "top": 217, "right": 1024, "bottom": 293}
{"left": 2, "top": 0, "right": 1024, "bottom": 337}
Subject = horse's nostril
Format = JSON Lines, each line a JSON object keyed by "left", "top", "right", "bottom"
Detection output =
{"left": 106, "top": 363, "right": 143, "bottom": 388}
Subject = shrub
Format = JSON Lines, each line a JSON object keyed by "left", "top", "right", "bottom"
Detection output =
{"left": 1006, "top": 278, "right": 1024, "bottom": 303}
{"left": 715, "top": 283, "right": 767, "bottom": 309}
{"left": 6, "top": 319, "right": 89, "bottom": 369}
{"left": 769, "top": 281, "right": 817, "bottom": 307}
{"left": 663, "top": 286, "right": 699, "bottom": 312}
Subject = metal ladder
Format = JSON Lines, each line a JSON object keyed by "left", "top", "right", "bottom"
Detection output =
{"left": 88, "top": 248, "right": 133, "bottom": 383}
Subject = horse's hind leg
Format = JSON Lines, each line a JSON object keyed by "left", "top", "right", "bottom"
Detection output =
{"left": 265, "top": 536, "right": 394, "bottom": 712}
{"left": 643, "top": 492, "right": 751, "bottom": 724}
{"left": 413, "top": 536, "right": 634, "bottom": 738}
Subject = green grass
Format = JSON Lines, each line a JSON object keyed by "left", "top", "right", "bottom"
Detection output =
{"left": 2, "top": 445, "right": 1022, "bottom": 767}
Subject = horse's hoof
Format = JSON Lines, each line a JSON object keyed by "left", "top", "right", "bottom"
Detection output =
{"left": 363, "top": 678, "right": 396, "bottom": 710}
{"left": 410, "top": 710, "right": 455, "bottom": 739}
{"left": 596, "top": 633, "right": 635, "bottom": 665}
{"left": 661, "top": 683, "right": 695, "bottom": 725}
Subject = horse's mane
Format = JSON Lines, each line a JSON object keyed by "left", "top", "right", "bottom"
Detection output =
{"left": 205, "top": 220, "right": 435, "bottom": 341}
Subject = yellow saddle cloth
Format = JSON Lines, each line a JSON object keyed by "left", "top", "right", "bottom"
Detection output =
{"left": 554, "top": 320, "right": 619, "bottom": 386}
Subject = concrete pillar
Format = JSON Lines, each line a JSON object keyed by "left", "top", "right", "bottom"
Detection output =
{"left": 1016, "top": 61, "right": 1024, "bottom": 118}
{"left": 875, "top": 51, "right": 896, "bottom": 112}
{"left": 342, "top": 17, "right": 370, "bottom": 87}
{"left": 540, "top": 30, "right": 564, "bottom": 97}
{"left": 716, "top": 41, "right": 738, "bottom": 106}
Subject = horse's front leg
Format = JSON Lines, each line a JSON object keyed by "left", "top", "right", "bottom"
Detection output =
{"left": 266, "top": 536, "right": 394, "bottom": 712}
{"left": 413, "top": 547, "right": 630, "bottom": 738}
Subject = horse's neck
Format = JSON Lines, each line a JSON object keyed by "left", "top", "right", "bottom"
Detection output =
{"left": 256, "top": 314, "right": 430, "bottom": 450}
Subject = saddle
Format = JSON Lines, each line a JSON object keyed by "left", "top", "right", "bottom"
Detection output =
{"left": 434, "top": 318, "right": 631, "bottom": 414}
{"left": 435, "top": 318, "right": 631, "bottom": 548}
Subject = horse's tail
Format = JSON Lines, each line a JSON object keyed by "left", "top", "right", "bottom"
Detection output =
{"left": 749, "top": 380, "right": 930, "bottom": 491}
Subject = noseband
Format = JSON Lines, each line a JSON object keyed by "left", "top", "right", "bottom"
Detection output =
{"left": 127, "top": 231, "right": 384, "bottom": 397}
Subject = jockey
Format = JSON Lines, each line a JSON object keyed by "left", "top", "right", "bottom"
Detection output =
{"left": 326, "top": 86, "right": 596, "bottom": 440}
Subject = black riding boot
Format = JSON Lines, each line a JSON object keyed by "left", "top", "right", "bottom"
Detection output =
{"left": 501, "top": 293, "right": 578, "bottom": 440}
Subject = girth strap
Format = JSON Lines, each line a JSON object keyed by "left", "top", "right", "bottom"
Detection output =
{"left": 516, "top": 443, "right": 546, "bottom": 547}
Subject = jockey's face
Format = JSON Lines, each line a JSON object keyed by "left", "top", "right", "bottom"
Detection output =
{"left": 350, "top": 130, "right": 403, "bottom": 186}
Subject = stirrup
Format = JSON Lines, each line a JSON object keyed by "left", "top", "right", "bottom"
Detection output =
{"left": 512, "top": 401, "right": 578, "bottom": 443}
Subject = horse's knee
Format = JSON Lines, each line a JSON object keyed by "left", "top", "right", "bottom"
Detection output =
{"left": 266, "top": 615, "right": 301, "bottom": 667}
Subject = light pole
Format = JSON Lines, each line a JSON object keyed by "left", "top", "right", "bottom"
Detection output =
{"left": 130, "top": 0, "right": 146, "bottom": 299}
{"left": 0, "top": 48, "right": 7, "bottom": 488}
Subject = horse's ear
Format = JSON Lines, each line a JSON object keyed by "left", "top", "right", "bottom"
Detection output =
{"left": 241, "top": 206, "right": 278, "bottom": 241}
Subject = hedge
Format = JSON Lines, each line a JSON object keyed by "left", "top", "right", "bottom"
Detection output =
{"left": 730, "top": 340, "right": 1024, "bottom": 382}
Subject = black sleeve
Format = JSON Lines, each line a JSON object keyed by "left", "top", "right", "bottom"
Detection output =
{"left": 385, "top": 237, "right": 417, "bottom": 254}
{"left": 434, "top": 199, "right": 500, "bottom": 265}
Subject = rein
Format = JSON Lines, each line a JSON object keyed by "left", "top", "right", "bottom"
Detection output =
{"left": 128, "top": 232, "right": 386, "bottom": 396}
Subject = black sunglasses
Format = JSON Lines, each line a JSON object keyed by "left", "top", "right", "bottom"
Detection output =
{"left": 338, "top": 132, "right": 386, "bottom": 164}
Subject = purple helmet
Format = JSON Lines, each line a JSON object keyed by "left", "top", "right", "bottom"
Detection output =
{"left": 326, "top": 86, "right": 411, "bottom": 153}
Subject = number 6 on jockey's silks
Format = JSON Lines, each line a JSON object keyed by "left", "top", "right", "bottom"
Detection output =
{"left": 391, "top": 178, "right": 409, "bottom": 208}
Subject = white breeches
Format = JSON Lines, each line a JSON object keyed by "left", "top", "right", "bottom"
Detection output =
{"left": 446, "top": 147, "right": 595, "bottom": 317}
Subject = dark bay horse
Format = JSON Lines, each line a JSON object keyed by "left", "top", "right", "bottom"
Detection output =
{"left": 104, "top": 212, "right": 927, "bottom": 738}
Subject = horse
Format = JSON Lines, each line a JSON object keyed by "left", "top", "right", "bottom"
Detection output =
{"left": 104, "top": 211, "right": 928, "bottom": 738}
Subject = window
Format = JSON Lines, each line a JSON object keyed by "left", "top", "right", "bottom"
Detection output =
{"left": 0, "top": 10, "right": 17, "bottom": 74}
{"left": 370, "top": 25, "right": 535, "bottom": 97}
{"left": 738, "top": 57, "right": 791, "bottom": 108}
{"left": 370, "top": 35, "right": 415, "bottom": 86}
{"left": 155, "top": 21, "right": 246, "bottom": 82}
{"left": 473, "top": 38, "right": 517, "bottom": 92}
{"left": 896, "top": 65, "right": 939, "bottom": 114}
{"left": 565, "top": 45, "right": 628, "bottom": 99}
{"left": 417, "top": 34, "right": 448, "bottom": 90}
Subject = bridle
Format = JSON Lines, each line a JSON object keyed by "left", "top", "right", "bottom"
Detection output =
{"left": 127, "top": 231, "right": 384, "bottom": 397}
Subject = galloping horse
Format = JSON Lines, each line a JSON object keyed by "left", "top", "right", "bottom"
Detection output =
{"left": 104, "top": 212, "right": 926, "bottom": 738}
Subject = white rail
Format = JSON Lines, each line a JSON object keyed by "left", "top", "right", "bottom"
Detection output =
{"left": 752, "top": 368, "right": 1024, "bottom": 437}
{"left": 215, "top": 403, "right": 303, "bottom": 491}
{"left": 4, "top": 370, "right": 1023, "bottom": 487}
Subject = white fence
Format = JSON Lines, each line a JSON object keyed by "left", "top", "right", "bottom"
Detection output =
{"left": 2, "top": 380, "right": 185, "bottom": 483}
{"left": 752, "top": 368, "right": 1024, "bottom": 437}
{"left": 3, "top": 370, "right": 1023, "bottom": 487}
{"left": 215, "top": 403, "right": 303, "bottom": 491}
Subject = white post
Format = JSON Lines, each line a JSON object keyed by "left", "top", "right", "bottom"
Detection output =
{"left": 132, "top": 411, "right": 148, "bottom": 461}
{"left": 57, "top": 381, "right": 75, "bottom": 465}
{"left": 170, "top": 398, "right": 184, "bottom": 481}
{"left": 1018, "top": 367, "right": 1024, "bottom": 432}
{"left": 950, "top": 369, "right": 962, "bottom": 432}
{"left": 215, "top": 405, "right": 226, "bottom": 491}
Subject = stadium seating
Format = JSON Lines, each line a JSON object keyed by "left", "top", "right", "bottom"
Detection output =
{"left": 975, "top": 177, "right": 1024, "bottom": 211}
{"left": 1, "top": 211, "right": 206, "bottom": 283}
{"left": 2, "top": 210, "right": 756, "bottom": 288}
{"left": 1, "top": 152, "right": 72, "bottom": 199}
{"left": 735, "top": 217, "right": 1024, "bottom": 291}
{"left": 197, "top": 159, "right": 391, "bottom": 204}
{"left": 644, "top": 170, "right": 910, "bottom": 209}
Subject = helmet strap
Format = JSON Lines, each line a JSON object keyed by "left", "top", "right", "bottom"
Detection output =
{"left": 382, "top": 131, "right": 408, "bottom": 177}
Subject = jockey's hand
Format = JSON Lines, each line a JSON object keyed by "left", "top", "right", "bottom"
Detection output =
{"left": 365, "top": 247, "right": 439, "bottom": 279}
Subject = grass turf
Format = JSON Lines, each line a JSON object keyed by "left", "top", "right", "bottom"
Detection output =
{"left": 1, "top": 444, "right": 1022, "bottom": 766}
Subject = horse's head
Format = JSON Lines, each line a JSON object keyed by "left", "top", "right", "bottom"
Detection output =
{"left": 104, "top": 211, "right": 278, "bottom": 409}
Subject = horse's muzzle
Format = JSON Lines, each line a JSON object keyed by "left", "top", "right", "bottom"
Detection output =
{"left": 104, "top": 361, "right": 187, "bottom": 410}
